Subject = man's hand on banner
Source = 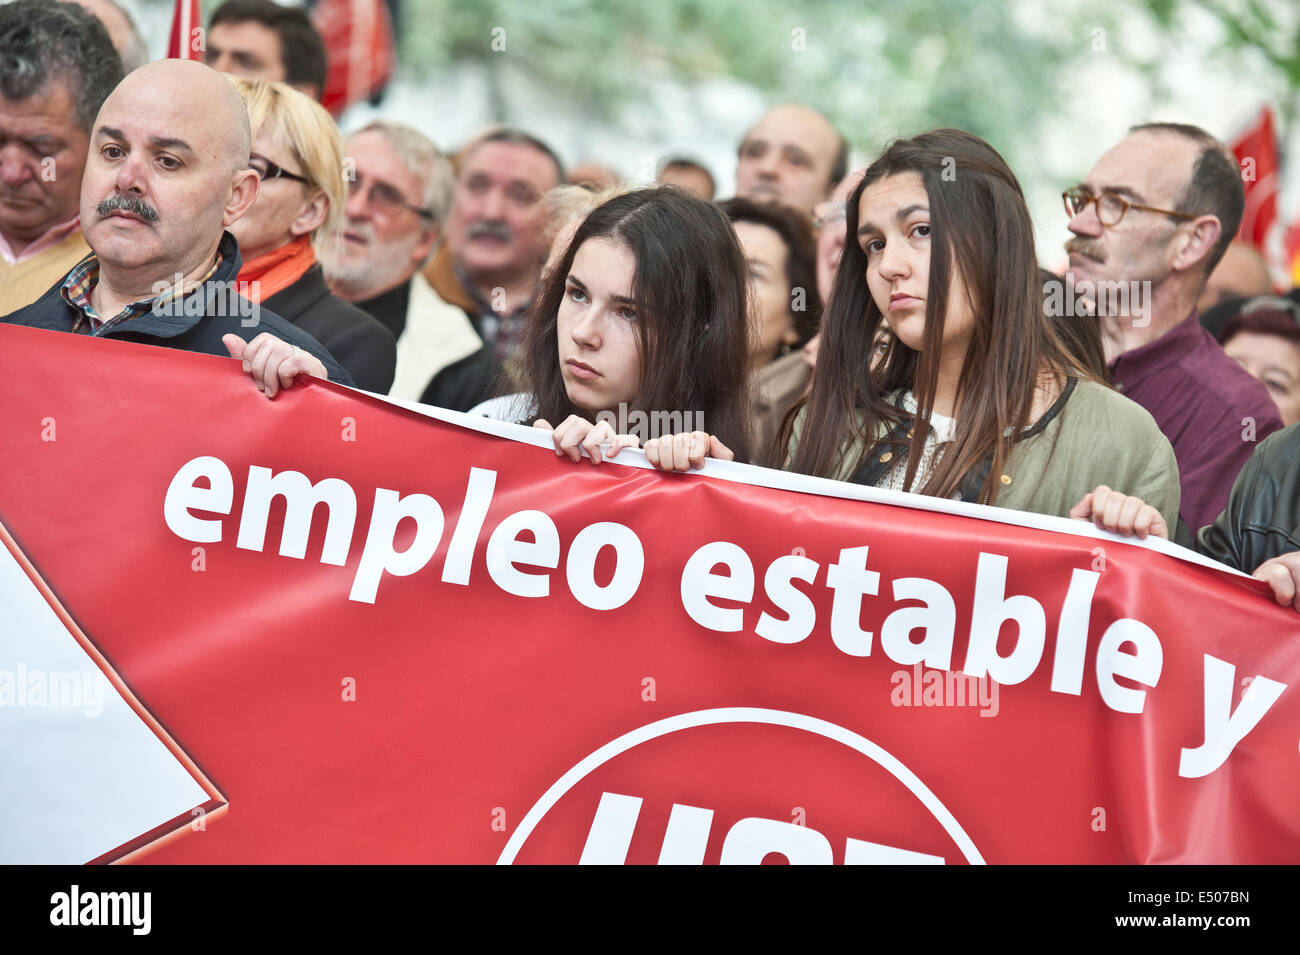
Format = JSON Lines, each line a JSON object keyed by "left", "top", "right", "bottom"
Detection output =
{"left": 222, "top": 333, "right": 328, "bottom": 398}
{"left": 1069, "top": 485, "right": 1169, "bottom": 540}
{"left": 1253, "top": 553, "right": 1300, "bottom": 612}
{"left": 644, "top": 432, "right": 735, "bottom": 472}
{"left": 535, "top": 415, "right": 641, "bottom": 464}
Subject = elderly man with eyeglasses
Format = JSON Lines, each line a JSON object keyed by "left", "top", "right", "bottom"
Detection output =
{"left": 1064, "top": 122, "right": 1282, "bottom": 533}
{"left": 317, "top": 120, "right": 489, "bottom": 406}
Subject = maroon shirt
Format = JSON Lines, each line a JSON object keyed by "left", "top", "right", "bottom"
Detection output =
{"left": 1109, "top": 311, "right": 1282, "bottom": 531}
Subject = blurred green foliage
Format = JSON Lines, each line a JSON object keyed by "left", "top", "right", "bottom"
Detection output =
{"left": 1144, "top": 0, "right": 1300, "bottom": 131}
{"left": 400, "top": 0, "right": 1299, "bottom": 155}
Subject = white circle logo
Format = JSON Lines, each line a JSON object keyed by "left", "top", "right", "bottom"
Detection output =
{"left": 498, "top": 707, "right": 984, "bottom": 864}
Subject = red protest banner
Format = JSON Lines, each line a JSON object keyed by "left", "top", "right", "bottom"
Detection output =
{"left": 1, "top": 323, "right": 1297, "bottom": 863}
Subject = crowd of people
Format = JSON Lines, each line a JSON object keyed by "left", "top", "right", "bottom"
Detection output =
{"left": 4, "top": 0, "right": 1300, "bottom": 612}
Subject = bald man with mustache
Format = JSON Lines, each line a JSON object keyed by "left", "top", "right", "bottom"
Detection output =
{"left": 3, "top": 59, "right": 351, "bottom": 395}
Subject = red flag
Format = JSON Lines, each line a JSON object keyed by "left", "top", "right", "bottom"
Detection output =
{"left": 312, "top": 0, "right": 397, "bottom": 117}
{"left": 167, "top": 0, "right": 203, "bottom": 61}
{"left": 1229, "top": 106, "right": 1279, "bottom": 254}
{"left": 1285, "top": 221, "right": 1300, "bottom": 286}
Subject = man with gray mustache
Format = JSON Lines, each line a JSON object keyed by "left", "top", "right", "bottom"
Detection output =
{"left": 415, "top": 127, "right": 564, "bottom": 412}
{"left": 2, "top": 59, "right": 351, "bottom": 394}
{"left": 1064, "top": 122, "right": 1281, "bottom": 534}
{"left": 97, "top": 193, "right": 157, "bottom": 223}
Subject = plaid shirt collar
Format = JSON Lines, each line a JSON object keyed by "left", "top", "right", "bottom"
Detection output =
{"left": 61, "top": 252, "right": 223, "bottom": 333}
{"left": 453, "top": 262, "right": 535, "bottom": 361}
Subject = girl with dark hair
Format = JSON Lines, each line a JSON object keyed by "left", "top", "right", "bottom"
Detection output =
{"left": 472, "top": 187, "right": 753, "bottom": 466}
{"left": 716, "top": 197, "right": 821, "bottom": 366}
{"left": 717, "top": 197, "right": 822, "bottom": 466}
{"left": 779, "top": 128, "right": 1179, "bottom": 528}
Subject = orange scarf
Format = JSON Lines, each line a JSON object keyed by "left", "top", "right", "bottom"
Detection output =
{"left": 236, "top": 236, "right": 316, "bottom": 303}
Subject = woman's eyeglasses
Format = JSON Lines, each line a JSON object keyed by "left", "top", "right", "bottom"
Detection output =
{"left": 249, "top": 154, "right": 313, "bottom": 187}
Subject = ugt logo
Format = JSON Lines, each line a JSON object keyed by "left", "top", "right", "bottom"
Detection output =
{"left": 579, "top": 791, "right": 945, "bottom": 864}
{"left": 498, "top": 708, "right": 984, "bottom": 865}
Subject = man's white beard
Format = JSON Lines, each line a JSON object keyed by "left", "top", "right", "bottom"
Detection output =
{"left": 319, "top": 227, "right": 420, "bottom": 301}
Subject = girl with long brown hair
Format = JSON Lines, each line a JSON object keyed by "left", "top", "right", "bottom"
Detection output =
{"left": 781, "top": 128, "right": 1179, "bottom": 525}
{"left": 473, "top": 187, "right": 754, "bottom": 467}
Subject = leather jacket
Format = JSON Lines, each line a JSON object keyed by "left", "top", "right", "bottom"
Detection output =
{"left": 1196, "top": 424, "right": 1300, "bottom": 572}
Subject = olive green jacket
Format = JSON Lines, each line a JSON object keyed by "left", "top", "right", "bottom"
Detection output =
{"left": 789, "top": 379, "right": 1181, "bottom": 529}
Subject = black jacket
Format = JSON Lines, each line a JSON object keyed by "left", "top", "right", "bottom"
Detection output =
{"left": 1, "top": 232, "right": 353, "bottom": 386}
{"left": 1197, "top": 423, "right": 1300, "bottom": 572}
{"left": 264, "top": 264, "right": 395, "bottom": 393}
{"left": 419, "top": 342, "right": 503, "bottom": 413}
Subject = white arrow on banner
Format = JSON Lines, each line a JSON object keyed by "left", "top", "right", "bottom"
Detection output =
{"left": 0, "top": 525, "right": 214, "bottom": 864}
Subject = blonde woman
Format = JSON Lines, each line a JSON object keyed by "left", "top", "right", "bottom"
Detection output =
{"left": 227, "top": 77, "right": 396, "bottom": 392}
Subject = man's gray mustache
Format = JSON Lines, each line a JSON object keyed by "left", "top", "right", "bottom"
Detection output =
{"left": 96, "top": 193, "right": 159, "bottom": 222}
{"left": 468, "top": 220, "right": 512, "bottom": 241}
{"left": 1065, "top": 239, "right": 1103, "bottom": 262}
